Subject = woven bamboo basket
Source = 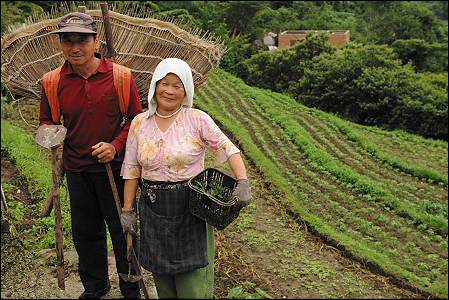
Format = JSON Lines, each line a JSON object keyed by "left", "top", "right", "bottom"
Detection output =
{"left": 1, "top": 2, "right": 227, "bottom": 108}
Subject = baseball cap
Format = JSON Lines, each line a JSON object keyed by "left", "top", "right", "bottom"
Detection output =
{"left": 52, "top": 12, "right": 97, "bottom": 34}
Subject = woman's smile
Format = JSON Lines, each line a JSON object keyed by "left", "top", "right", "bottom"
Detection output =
{"left": 155, "top": 73, "right": 186, "bottom": 116}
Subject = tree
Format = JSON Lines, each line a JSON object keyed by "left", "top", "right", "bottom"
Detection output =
{"left": 246, "top": 33, "right": 334, "bottom": 93}
{"left": 222, "top": 1, "right": 264, "bottom": 39}
{"left": 391, "top": 39, "right": 448, "bottom": 73}
{"left": 369, "top": 1, "right": 443, "bottom": 45}
{"left": 422, "top": 0, "right": 448, "bottom": 20}
{"left": 219, "top": 34, "right": 251, "bottom": 81}
{"left": 290, "top": 42, "right": 448, "bottom": 140}
{"left": 365, "top": 1, "right": 394, "bottom": 28}
{"left": 1, "top": 1, "right": 43, "bottom": 35}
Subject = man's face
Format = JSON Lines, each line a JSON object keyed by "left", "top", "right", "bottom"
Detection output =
{"left": 60, "top": 33, "right": 99, "bottom": 67}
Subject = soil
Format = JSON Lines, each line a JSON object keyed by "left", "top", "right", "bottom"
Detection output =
{"left": 1, "top": 147, "right": 422, "bottom": 299}
{"left": 1, "top": 151, "right": 158, "bottom": 299}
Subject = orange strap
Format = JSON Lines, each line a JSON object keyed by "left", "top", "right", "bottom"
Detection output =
{"left": 113, "top": 63, "right": 131, "bottom": 117}
{"left": 43, "top": 63, "right": 132, "bottom": 124}
{"left": 43, "top": 66, "right": 63, "bottom": 124}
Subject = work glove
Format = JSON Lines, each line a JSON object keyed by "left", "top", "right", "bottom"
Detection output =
{"left": 120, "top": 209, "right": 137, "bottom": 237}
{"left": 232, "top": 178, "right": 252, "bottom": 210}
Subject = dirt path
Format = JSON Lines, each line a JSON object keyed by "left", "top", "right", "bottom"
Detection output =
{"left": 1, "top": 238, "right": 158, "bottom": 299}
{"left": 1, "top": 152, "right": 158, "bottom": 299}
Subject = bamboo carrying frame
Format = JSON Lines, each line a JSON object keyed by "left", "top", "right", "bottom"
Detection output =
{"left": 1, "top": 2, "right": 228, "bottom": 108}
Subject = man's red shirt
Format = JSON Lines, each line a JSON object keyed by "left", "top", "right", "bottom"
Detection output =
{"left": 40, "top": 53, "right": 143, "bottom": 172}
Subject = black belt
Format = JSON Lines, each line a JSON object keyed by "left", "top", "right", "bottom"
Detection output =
{"left": 141, "top": 179, "right": 189, "bottom": 203}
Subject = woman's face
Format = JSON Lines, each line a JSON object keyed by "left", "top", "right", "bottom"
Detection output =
{"left": 155, "top": 73, "right": 186, "bottom": 114}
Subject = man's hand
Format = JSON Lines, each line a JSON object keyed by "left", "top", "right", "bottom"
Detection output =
{"left": 91, "top": 142, "right": 116, "bottom": 163}
{"left": 232, "top": 178, "right": 252, "bottom": 209}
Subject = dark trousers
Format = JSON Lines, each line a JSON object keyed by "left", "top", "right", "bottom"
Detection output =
{"left": 66, "top": 169, "right": 140, "bottom": 298}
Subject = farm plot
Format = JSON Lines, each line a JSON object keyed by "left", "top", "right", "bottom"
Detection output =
{"left": 194, "top": 69, "right": 448, "bottom": 298}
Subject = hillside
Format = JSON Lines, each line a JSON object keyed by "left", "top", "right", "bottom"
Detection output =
{"left": 195, "top": 69, "right": 448, "bottom": 298}
{"left": 1, "top": 68, "right": 447, "bottom": 298}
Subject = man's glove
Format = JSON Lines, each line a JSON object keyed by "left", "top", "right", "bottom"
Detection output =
{"left": 232, "top": 178, "right": 252, "bottom": 209}
{"left": 120, "top": 209, "right": 137, "bottom": 236}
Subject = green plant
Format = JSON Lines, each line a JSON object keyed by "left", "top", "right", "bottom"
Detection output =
{"left": 228, "top": 281, "right": 273, "bottom": 299}
{"left": 6, "top": 200, "right": 24, "bottom": 226}
{"left": 2, "top": 183, "right": 16, "bottom": 201}
{"left": 193, "top": 181, "right": 232, "bottom": 203}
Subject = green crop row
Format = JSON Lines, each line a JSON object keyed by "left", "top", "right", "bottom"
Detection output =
{"left": 211, "top": 69, "right": 446, "bottom": 258}
{"left": 306, "top": 107, "right": 448, "bottom": 186}
{"left": 195, "top": 69, "right": 448, "bottom": 298}
{"left": 1, "top": 118, "right": 74, "bottom": 253}
{"left": 305, "top": 114, "right": 446, "bottom": 213}
{"left": 215, "top": 71, "right": 447, "bottom": 235}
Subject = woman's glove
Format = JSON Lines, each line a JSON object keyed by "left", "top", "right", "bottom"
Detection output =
{"left": 120, "top": 209, "right": 137, "bottom": 236}
{"left": 232, "top": 178, "right": 252, "bottom": 209}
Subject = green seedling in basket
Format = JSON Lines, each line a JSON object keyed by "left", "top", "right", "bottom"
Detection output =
{"left": 194, "top": 182, "right": 232, "bottom": 203}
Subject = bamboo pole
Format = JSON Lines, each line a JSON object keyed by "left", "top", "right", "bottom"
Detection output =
{"left": 101, "top": 3, "right": 116, "bottom": 62}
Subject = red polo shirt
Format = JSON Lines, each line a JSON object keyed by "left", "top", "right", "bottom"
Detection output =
{"left": 40, "top": 53, "right": 143, "bottom": 172}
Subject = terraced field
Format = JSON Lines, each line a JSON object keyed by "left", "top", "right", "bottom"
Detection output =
{"left": 1, "top": 67, "right": 447, "bottom": 298}
{"left": 195, "top": 69, "right": 448, "bottom": 298}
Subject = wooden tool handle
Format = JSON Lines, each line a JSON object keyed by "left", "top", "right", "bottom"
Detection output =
{"left": 42, "top": 158, "right": 64, "bottom": 217}
{"left": 106, "top": 162, "right": 149, "bottom": 298}
{"left": 127, "top": 232, "right": 149, "bottom": 299}
{"left": 52, "top": 147, "right": 65, "bottom": 290}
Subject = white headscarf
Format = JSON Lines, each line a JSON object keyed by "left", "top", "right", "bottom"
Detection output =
{"left": 147, "top": 58, "right": 194, "bottom": 116}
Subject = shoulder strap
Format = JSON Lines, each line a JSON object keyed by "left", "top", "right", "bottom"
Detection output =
{"left": 113, "top": 63, "right": 132, "bottom": 118}
{"left": 43, "top": 66, "right": 63, "bottom": 124}
{"left": 43, "top": 63, "right": 132, "bottom": 125}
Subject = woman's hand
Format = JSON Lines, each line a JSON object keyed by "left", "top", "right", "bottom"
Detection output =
{"left": 233, "top": 178, "right": 252, "bottom": 209}
{"left": 122, "top": 179, "right": 139, "bottom": 236}
{"left": 121, "top": 209, "right": 137, "bottom": 236}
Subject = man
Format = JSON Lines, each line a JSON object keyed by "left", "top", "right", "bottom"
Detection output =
{"left": 39, "top": 12, "right": 143, "bottom": 298}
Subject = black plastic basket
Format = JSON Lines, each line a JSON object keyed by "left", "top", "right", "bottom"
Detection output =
{"left": 188, "top": 168, "right": 240, "bottom": 230}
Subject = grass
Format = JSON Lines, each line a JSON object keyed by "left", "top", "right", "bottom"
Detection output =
{"left": 1, "top": 119, "right": 53, "bottom": 199}
{"left": 1, "top": 118, "right": 75, "bottom": 253}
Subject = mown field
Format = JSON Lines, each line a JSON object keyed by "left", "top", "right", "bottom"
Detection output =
{"left": 1, "top": 67, "right": 447, "bottom": 298}
{"left": 194, "top": 69, "right": 448, "bottom": 298}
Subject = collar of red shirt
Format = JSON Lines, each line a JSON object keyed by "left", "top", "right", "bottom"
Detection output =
{"left": 60, "top": 53, "right": 111, "bottom": 77}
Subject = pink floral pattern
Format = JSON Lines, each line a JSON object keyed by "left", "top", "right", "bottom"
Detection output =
{"left": 121, "top": 107, "right": 240, "bottom": 181}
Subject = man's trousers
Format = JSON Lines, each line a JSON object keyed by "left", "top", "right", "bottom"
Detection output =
{"left": 66, "top": 169, "right": 140, "bottom": 298}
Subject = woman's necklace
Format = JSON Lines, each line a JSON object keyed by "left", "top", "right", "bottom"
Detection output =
{"left": 155, "top": 106, "right": 182, "bottom": 119}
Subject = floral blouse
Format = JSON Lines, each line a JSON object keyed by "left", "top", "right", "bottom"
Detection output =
{"left": 121, "top": 107, "right": 240, "bottom": 182}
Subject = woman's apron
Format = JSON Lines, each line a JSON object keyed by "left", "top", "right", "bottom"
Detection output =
{"left": 139, "top": 180, "right": 209, "bottom": 275}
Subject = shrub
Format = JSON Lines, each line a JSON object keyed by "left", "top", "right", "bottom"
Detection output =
{"left": 290, "top": 43, "right": 448, "bottom": 141}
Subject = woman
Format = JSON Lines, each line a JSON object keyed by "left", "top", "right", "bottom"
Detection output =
{"left": 120, "top": 58, "right": 252, "bottom": 298}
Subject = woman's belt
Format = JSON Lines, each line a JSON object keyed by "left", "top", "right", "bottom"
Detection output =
{"left": 141, "top": 179, "right": 190, "bottom": 203}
